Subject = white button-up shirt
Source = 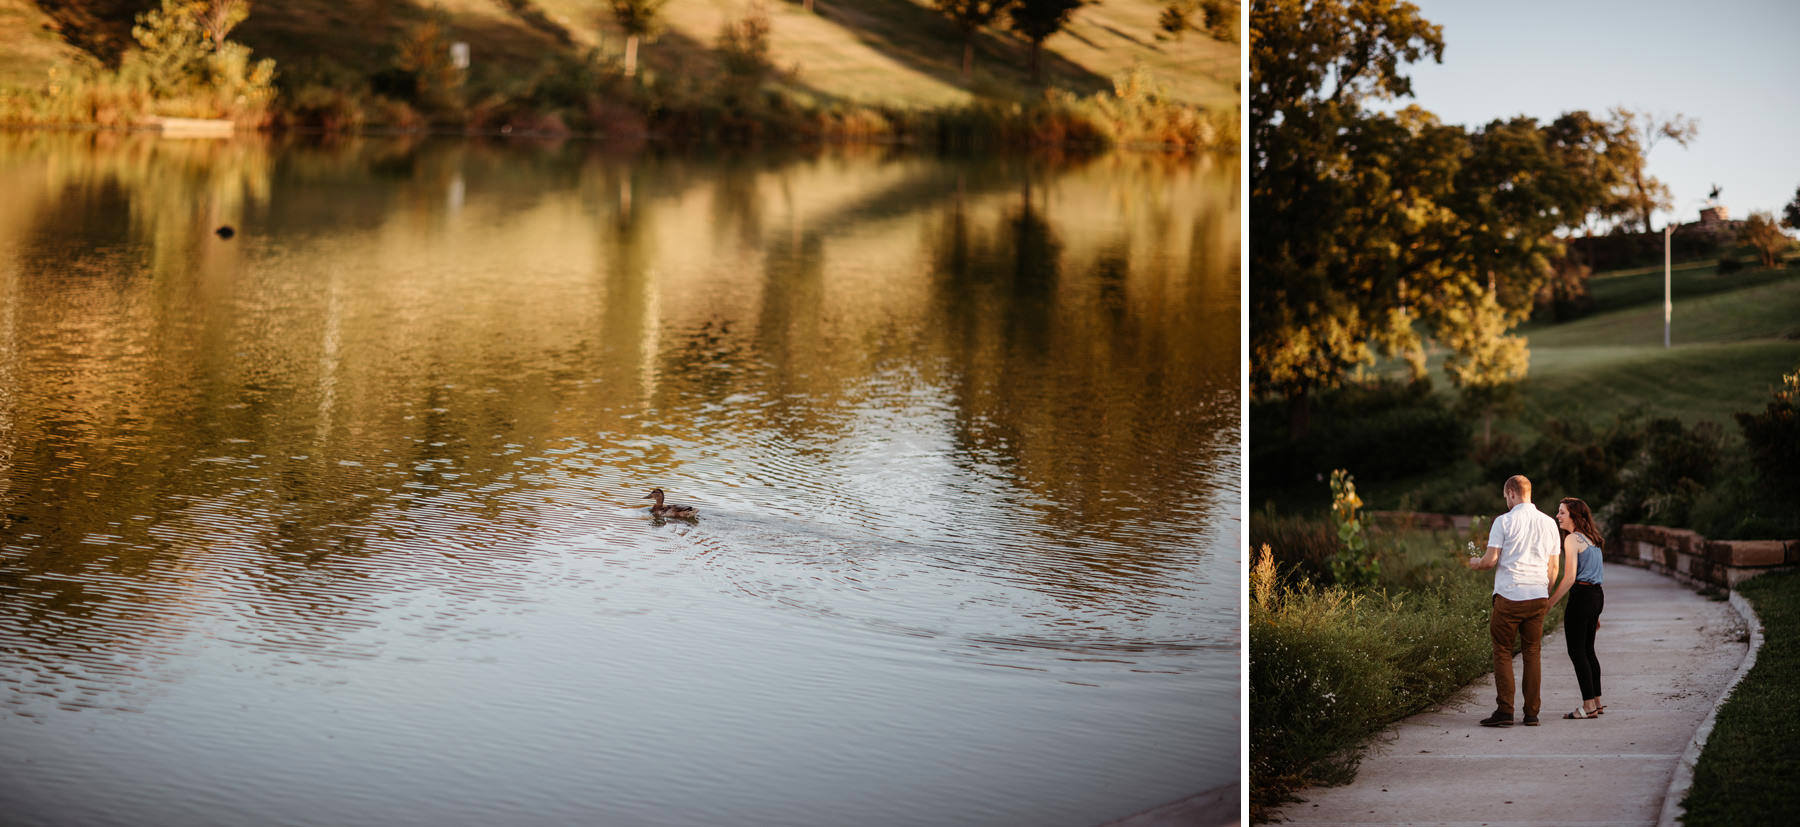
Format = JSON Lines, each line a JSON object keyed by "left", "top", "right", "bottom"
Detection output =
{"left": 1488, "top": 501, "right": 1560, "bottom": 601}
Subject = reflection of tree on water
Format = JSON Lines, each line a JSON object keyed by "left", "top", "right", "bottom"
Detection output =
{"left": 0, "top": 140, "right": 1240, "bottom": 700}
{"left": 922, "top": 172, "right": 1237, "bottom": 594}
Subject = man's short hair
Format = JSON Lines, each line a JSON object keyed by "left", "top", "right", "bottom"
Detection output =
{"left": 1505, "top": 475, "right": 1531, "bottom": 500}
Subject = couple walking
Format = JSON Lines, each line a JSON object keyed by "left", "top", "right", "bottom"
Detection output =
{"left": 1464, "top": 474, "right": 1607, "bottom": 726}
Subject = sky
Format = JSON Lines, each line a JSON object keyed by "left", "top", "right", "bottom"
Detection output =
{"left": 1386, "top": 0, "right": 1800, "bottom": 228}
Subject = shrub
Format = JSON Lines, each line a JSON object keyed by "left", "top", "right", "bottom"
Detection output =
{"left": 393, "top": 10, "right": 465, "bottom": 114}
{"left": 1718, "top": 254, "right": 1745, "bottom": 274}
{"left": 1407, "top": 475, "right": 1498, "bottom": 516}
{"left": 1249, "top": 508, "right": 1340, "bottom": 584}
{"left": 1534, "top": 255, "right": 1595, "bottom": 321}
{"left": 0, "top": 66, "right": 151, "bottom": 127}
{"left": 1252, "top": 379, "right": 1470, "bottom": 494}
{"left": 1472, "top": 430, "right": 1524, "bottom": 479}
{"left": 279, "top": 82, "right": 367, "bottom": 132}
{"left": 716, "top": 2, "right": 775, "bottom": 92}
{"left": 117, "top": 0, "right": 276, "bottom": 121}
{"left": 1523, "top": 415, "right": 1638, "bottom": 507}
{"left": 1073, "top": 65, "right": 1234, "bottom": 151}
{"left": 1735, "top": 367, "right": 1800, "bottom": 508}
{"left": 1250, "top": 537, "right": 1496, "bottom": 820}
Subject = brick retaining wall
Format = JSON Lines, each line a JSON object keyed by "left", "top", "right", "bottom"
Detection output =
{"left": 1618, "top": 524, "right": 1800, "bottom": 589}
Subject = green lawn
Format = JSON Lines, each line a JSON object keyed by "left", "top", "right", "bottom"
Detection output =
{"left": 1515, "top": 341, "right": 1800, "bottom": 429}
{"left": 1518, "top": 263, "right": 1800, "bottom": 429}
{"left": 1682, "top": 569, "right": 1800, "bottom": 825}
{"left": 1391, "top": 262, "right": 1800, "bottom": 436}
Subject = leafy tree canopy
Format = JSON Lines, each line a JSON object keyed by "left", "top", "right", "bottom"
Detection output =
{"left": 1158, "top": 0, "right": 1241, "bottom": 44}
{"left": 1741, "top": 211, "right": 1793, "bottom": 269}
{"left": 1249, "top": 0, "right": 1673, "bottom": 432}
{"left": 609, "top": 0, "right": 669, "bottom": 38}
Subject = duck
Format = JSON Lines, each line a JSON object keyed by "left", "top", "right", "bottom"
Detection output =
{"left": 642, "top": 488, "right": 698, "bottom": 518}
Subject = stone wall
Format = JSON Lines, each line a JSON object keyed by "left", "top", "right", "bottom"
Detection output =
{"left": 1617, "top": 524, "right": 1800, "bottom": 589}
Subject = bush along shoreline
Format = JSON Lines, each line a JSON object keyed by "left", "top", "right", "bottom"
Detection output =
{"left": 0, "top": 1, "right": 1235, "bottom": 154}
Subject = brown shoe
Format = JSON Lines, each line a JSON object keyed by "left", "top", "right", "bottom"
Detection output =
{"left": 1480, "top": 710, "right": 1514, "bottom": 727}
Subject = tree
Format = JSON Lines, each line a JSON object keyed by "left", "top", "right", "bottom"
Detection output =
{"left": 1006, "top": 0, "right": 1085, "bottom": 83}
{"left": 197, "top": 0, "right": 249, "bottom": 48}
{"left": 1734, "top": 365, "right": 1800, "bottom": 504}
{"left": 609, "top": 0, "right": 668, "bottom": 78}
{"left": 1782, "top": 185, "right": 1800, "bottom": 231}
{"left": 1249, "top": 0, "right": 1633, "bottom": 437}
{"left": 1741, "top": 211, "right": 1793, "bottom": 269}
{"left": 121, "top": 0, "right": 274, "bottom": 116}
{"left": 1442, "top": 292, "right": 1528, "bottom": 448}
{"left": 1608, "top": 108, "right": 1698, "bottom": 234}
{"left": 1158, "top": 0, "right": 1240, "bottom": 43}
{"left": 717, "top": 2, "right": 775, "bottom": 93}
{"left": 394, "top": 10, "right": 464, "bottom": 110}
{"left": 1250, "top": 0, "right": 1444, "bottom": 431}
{"left": 932, "top": 0, "right": 1012, "bottom": 81}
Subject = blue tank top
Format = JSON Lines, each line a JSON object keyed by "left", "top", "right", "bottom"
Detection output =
{"left": 1571, "top": 532, "right": 1603, "bottom": 585}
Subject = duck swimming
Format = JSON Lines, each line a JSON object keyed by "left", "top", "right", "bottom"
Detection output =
{"left": 643, "top": 488, "right": 698, "bottom": 518}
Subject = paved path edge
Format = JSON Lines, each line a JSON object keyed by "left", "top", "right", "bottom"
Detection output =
{"left": 1655, "top": 590, "right": 1765, "bottom": 827}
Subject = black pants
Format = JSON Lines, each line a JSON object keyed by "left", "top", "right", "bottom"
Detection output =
{"left": 1565, "top": 584, "right": 1604, "bottom": 700}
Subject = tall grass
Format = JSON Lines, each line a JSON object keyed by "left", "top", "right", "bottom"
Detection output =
{"left": 1249, "top": 517, "right": 1555, "bottom": 821}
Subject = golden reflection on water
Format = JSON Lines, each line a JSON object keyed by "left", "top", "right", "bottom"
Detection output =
{"left": 0, "top": 131, "right": 1237, "bottom": 823}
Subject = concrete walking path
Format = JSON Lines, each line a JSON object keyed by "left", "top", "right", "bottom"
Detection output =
{"left": 1269, "top": 563, "right": 1748, "bottom": 826}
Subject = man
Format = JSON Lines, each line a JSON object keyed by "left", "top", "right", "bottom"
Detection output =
{"left": 1465, "top": 474, "right": 1562, "bottom": 727}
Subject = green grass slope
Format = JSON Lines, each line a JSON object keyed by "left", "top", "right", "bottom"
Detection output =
{"left": 0, "top": 0, "right": 1236, "bottom": 110}
{"left": 1518, "top": 262, "right": 1800, "bottom": 427}
{"left": 1389, "top": 261, "right": 1800, "bottom": 434}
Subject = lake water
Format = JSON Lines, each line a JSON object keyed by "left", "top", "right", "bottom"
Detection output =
{"left": 0, "top": 132, "right": 1239, "bottom": 826}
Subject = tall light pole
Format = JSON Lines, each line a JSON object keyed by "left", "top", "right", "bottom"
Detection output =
{"left": 1664, "top": 221, "right": 1674, "bottom": 348}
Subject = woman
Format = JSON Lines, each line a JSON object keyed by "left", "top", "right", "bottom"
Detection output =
{"left": 1550, "top": 497, "right": 1606, "bottom": 719}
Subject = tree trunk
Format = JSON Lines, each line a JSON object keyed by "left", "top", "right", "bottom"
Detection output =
{"left": 804, "top": 0, "right": 814, "bottom": 11}
{"left": 962, "top": 38, "right": 973, "bottom": 81}
{"left": 1287, "top": 388, "right": 1311, "bottom": 441}
{"left": 625, "top": 34, "right": 640, "bottom": 78}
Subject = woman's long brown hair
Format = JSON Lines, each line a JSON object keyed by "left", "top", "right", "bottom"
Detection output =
{"left": 1560, "top": 497, "right": 1604, "bottom": 550}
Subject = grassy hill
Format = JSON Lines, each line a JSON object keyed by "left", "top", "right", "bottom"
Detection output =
{"left": 1343, "top": 256, "right": 1800, "bottom": 440}
{"left": 0, "top": 0, "right": 1237, "bottom": 110}
{"left": 1493, "top": 258, "right": 1800, "bottom": 432}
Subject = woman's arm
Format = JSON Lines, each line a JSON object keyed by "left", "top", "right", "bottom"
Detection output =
{"left": 1549, "top": 534, "right": 1581, "bottom": 604}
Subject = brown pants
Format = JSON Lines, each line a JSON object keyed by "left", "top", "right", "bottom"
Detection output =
{"left": 1490, "top": 594, "right": 1549, "bottom": 717}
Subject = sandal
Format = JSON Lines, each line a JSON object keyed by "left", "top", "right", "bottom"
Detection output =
{"left": 1564, "top": 707, "right": 1598, "bottom": 719}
